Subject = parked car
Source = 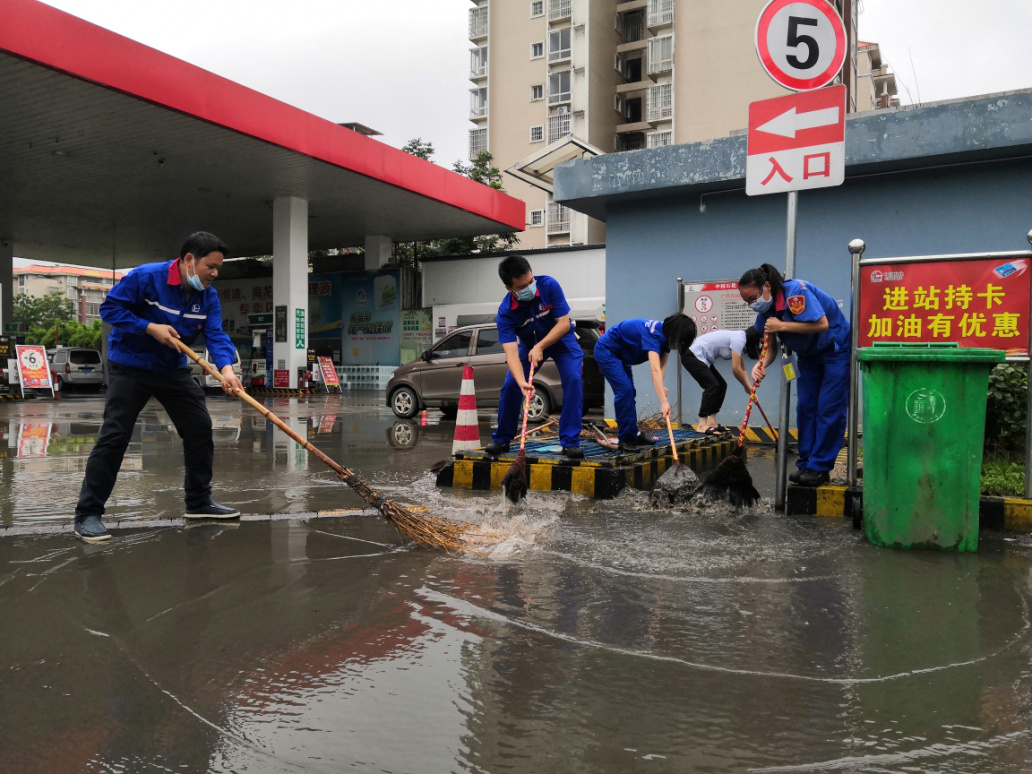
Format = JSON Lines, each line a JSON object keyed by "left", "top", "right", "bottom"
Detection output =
{"left": 188, "top": 347, "right": 243, "bottom": 391}
{"left": 386, "top": 321, "right": 604, "bottom": 421}
{"left": 48, "top": 347, "right": 104, "bottom": 392}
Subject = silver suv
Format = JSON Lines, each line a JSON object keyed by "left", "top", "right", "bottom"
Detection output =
{"left": 48, "top": 347, "right": 104, "bottom": 392}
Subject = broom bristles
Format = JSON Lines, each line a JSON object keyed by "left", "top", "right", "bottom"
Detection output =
{"left": 701, "top": 452, "right": 761, "bottom": 508}
{"left": 501, "top": 449, "right": 529, "bottom": 503}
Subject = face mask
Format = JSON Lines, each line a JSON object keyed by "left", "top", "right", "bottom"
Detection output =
{"left": 186, "top": 262, "right": 205, "bottom": 292}
{"left": 750, "top": 296, "right": 772, "bottom": 313}
{"left": 514, "top": 280, "right": 537, "bottom": 302}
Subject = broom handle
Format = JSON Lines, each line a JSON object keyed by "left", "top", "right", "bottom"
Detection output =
{"left": 753, "top": 397, "right": 778, "bottom": 440}
{"left": 665, "top": 416, "right": 679, "bottom": 463}
{"left": 736, "top": 335, "right": 771, "bottom": 450}
{"left": 174, "top": 340, "right": 372, "bottom": 496}
{"left": 517, "top": 361, "right": 536, "bottom": 452}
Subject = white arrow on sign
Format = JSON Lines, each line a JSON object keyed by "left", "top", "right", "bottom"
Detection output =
{"left": 756, "top": 105, "right": 840, "bottom": 138}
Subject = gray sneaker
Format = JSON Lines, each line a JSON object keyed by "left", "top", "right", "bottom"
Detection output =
{"left": 74, "top": 515, "right": 111, "bottom": 543}
{"left": 184, "top": 500, "right": 241, "bottom": 519}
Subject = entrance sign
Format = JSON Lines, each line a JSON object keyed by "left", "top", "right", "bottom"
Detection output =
{"left": 680, "top": 281, "right": 755, "bottom": 334}
{"left": 746, "top": 85, "right": 845, "bottom": 196}
{"left": 857, "top": 255, "right": 1031, "bottom": 357}
{"left": 755, "top": 0, "right": 847, "bottom": 91}
{"left": 15, "top": 345, "right": 51, "bottom": 388}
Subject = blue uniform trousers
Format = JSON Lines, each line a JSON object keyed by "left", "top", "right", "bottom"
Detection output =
{"left": 593, "top": 340, "right": 639, "bottom": 443}
{"left": 795, "top": 349, "right": 850, "bottom": 472}
{"left": 492, "top": 344, "right": 583, "bottom": 448}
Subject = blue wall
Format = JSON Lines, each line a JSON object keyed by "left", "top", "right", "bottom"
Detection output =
{"left": 604, "top": 157, "right": 1032, "bottom": 425}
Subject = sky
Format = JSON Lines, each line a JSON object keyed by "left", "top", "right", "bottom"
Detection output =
{"left": 22, "top": 0, "right": 1032, "bottom": 269}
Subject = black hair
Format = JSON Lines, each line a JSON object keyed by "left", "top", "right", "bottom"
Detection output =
{"left": 738, "top": 263, "right": 784, "bottom": 300}
{"left": 179, "top": 231, "right": 230, "bottom": 261}
{"left": 663, "top": 313, "right": 696, "bottom": 356}
{"left": 498, "top": 254, "right": 532, "bottom": 286}
{"left": 744, "top": 326, "right": 762, "bottom": 360}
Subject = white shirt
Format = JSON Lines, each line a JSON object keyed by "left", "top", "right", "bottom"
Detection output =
{"left": 689, "top": 329, "right": 747, "bottom": 367}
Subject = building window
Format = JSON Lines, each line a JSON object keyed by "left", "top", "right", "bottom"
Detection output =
{"left": 547, "top": 202, "right": 570, "bottom": 234}
{"left": 469, "top": 127, "right": 488, "bottom": 159}
{"left": 647, "top": 131, "right": 672, "bottom": 148}
{"left": 548, "top": 0, "right": 572, "bottom": 22}
{"left": 470, "top": 87, "right": 488, "bottom": 118}
{"left": 548, "top": 28, "right": 571, "bottom": 62}
{"left": 647, "top": 82, "right": 672, "bottom": 121}
{"left": 86, "top": 303, "right": 100, "bottom": 317}
{"left": 548, "top": 70, "right": 571, "bottom": 105}
{"left": 531, "top": 41, "right": 544, "bottom": 59}
{"left": 548, "top": 109, "right": 571, "bottom": 143}
{"left": 470, "top": 46, "right": 488, "bottom": 78}
{"left": 469, "top": 6, "right": 489, "bottom": 39}
{"left": 530, "top": 1, "right": 544, "bottom": 18}
{"left": 531, "top": 84, "right": 544, "bottom": 101}
{"left": 647, "top": 35, "right": 674, "bottom": 74}
{"left": 647, "top": 0, "right": 674, "bottom": 27}
{"left": 529, "top": 209, "right": 545, "bottom": 227}
{"left": 614, "top": 94, "right": 624, "bottom": 114}
{"left": 530, "top": 125, "right": 545, "bottom": 143}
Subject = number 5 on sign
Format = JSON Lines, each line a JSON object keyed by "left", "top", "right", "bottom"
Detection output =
{"left": 755, "top": 0, "right": 847, "bottom": 92}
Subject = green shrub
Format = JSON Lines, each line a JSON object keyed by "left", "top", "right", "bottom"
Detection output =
{"left": 982, "top": 451, "right": 1025, "bottom": 497}
{"left": 985, "top": 363, "right": 1027, "bottom": 453}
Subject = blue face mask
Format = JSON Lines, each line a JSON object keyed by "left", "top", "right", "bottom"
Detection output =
{"left": 514, "top": 280, "right": 537, "bottom": 302}
{"left": 186, "top": 263, "right": 205, "bottom": 292}
{"left": 750, "top": 296, "right": 772, "bottom": 313}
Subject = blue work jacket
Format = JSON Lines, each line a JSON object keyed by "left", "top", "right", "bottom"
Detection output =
{"left": 495, "top": 274, "right": 578, "bottom": 355}
{"left": 753, "top": 278, "right": 851, "bottom": 360}
{"left": 101, "top": 259, "right": 235, "bottom": 373}
{"left": 598, "top": 318, "right": 669, "bottom": 365}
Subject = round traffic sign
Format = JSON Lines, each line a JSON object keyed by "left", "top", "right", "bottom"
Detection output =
{"left": 755, "top": 0, "right": 847, "bottom": 91}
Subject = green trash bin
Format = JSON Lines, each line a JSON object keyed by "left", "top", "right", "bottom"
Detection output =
{"left": 856, "top": 342, "right": 1005, "bottom": 552}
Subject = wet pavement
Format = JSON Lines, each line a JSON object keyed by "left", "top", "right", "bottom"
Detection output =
{"left": 4, "top": 392, "right": 1032, "bottom": 771}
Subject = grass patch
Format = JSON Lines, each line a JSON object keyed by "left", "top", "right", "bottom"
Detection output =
{"left": 982, "top": 451, "right": 1025, "bottom": 497}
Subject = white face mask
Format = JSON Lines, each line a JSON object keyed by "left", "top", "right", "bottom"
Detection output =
{"left": 186, "top": 262, "right": 205, "bottom": 292}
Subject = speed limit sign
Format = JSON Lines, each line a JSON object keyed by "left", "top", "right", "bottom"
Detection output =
{"left": 755, "top": 0, "right": 846, "bottom": 91}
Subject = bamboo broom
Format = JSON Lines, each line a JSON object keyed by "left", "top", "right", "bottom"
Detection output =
{"left": 501, "top": 361, "right": 536, "bottom": 503}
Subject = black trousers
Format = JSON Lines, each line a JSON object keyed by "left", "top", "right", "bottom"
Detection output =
{"left": 681, "top": 349, "right": 727, "bottom": 418}
{"left": 76, "top": 363, "right": 214, "bottom": 518}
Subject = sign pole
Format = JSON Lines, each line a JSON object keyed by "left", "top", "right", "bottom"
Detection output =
{"left": 775, "top": 191, "right": 798, "bottom": 511}
{"left": 847, "top": 238, "right": 866, "bottom": 490}
{"left": 1025, "top": 229, "right": 1032, "bottom": 499}
{"left": 676, "top": 276, "right": 684, "bottom": 426}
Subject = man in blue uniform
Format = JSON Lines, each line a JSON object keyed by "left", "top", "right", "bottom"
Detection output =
{"left": 73, "top": 232, "right": 246, "bottom": 543}
{"left": 739, "top": 263, "right": 851, "bottom": 487}
{"left": 485, "top": 255, "right": 584, "bottom": 459}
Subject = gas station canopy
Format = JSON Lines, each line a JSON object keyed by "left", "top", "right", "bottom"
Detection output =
{"left": 0, "top": 0, "right": 525, "bottom": 267}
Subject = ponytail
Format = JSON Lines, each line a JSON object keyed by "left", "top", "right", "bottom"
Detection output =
{"left": 738, "top": 263, "right": 785, "bottom": 300}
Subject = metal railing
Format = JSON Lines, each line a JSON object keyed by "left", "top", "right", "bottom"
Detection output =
{"left": 647, "top": 84, "right": 672, "bottom": 121}
{"left": 647, "top": 0, "right": 674, "bottom": 27}
{"left": 548, "top": 111, "right": 571, "bottom": 143}
{"left": 468, "top": 6, "right": 488, "bottom": 38}
{"left": 547, "top": 203, "right": 570, "bottom": 234}
{"left": 548, "top": 0, "right": 571, "bottom": 21}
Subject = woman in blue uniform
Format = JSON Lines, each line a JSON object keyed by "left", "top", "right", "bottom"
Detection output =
{"left": 738, "top": 263, "right": 851, "bottom": 487}
{"left": 593, "top": 314, "right": 696, "bottom": 451}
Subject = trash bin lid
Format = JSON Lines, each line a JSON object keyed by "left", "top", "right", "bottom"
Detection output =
{"left": 856, "top": 342, "right": 1006, "bottom": 363}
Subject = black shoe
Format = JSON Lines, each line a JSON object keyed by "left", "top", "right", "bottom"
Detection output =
{"left": 796, "top": 469, "right": 830, "bottom": 487}
{"left": 633, "top": 431, "right": 657, "bottom": 445}
{"left": 185, "top": 500, "right": 241, "bottom": 519}
{"left": 561, "top": 446, "right": 584, "bottom": 460}
{"left": 789, "top": 468, "right": 804, "bottom": 484}
{"left": 618, "top": 439, "right": 642, "bottom": 453}
{"left": 74, "top": 515, "right": 111, "bottom": 543}
{"left": 484, "top": 441, "right": 511, "bottom": 456}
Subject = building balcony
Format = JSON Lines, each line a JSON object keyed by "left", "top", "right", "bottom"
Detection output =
{"left": 548, "top": 0, "right": 572, "bottom": 22}
{"left": 470, "top": 65, "right": 488, "bottom": 81}
{"left": 468, "top": 7, "right": 489, "bottom": 40}
{"left": 647, "top": 0, "right": 674, "bottom": 28}
{"left": 616, "top": 0, "right": 647, "bottom": 12}
{"left": 547, "top": 203, "right": 571, "bottom": 235}
{"left": 616, "top": 120, "right": 652, "bottom": 134}
{"left": 617, "top": 38, "right": 648, "bottom": 55}
{"left": 616, "top": 78, "right": 652, "bottom": 96}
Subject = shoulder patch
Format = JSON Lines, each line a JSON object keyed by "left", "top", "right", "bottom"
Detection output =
{"left": 787, "top": 295, "right": 806, "bottom": 315}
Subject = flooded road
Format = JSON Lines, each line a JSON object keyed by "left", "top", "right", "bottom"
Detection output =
{"left": 3, "top": 393, "right": 1032, "bottom": 771}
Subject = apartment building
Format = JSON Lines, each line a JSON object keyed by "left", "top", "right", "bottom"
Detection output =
{"left": 15, "top": 265, "right": 125, "bottom": 323}
{"left": 467, "top": 0, "right": 895, "bottom": 250}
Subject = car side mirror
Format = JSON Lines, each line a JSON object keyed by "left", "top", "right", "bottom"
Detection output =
{"left": 421, "top": 350, "right": 433, "bottom": 362}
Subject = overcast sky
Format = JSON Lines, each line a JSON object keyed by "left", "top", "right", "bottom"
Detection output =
{"left": 24, "top": 0, "right": 1032, "bottom": 268}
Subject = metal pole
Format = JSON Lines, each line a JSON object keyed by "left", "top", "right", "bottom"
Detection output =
{"left": 1025, "top": 230, "right": 1032, "bottom": 498}
{"left": 847, "top": 239, "right": 866, "bottom": 490}
{"left": 775, "top": 191, "right": 798, "bottom": 510}
{"left": 676, "top": 277, "right": 684, "bottom": 426}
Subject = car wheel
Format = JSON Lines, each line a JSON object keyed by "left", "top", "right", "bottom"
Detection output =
{"left": 439, "top": 405, "right": 458, "bottom": 420}
{"left": 388, "top": 420, "right": 419, "bottom": 448}
{"left": 527, "top": 390, "right": 551, "bottom": 422}
{"left": 390, "top": 386, "right": 419, "bottom": 418}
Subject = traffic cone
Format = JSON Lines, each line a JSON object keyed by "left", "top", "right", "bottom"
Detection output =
{"left": 452, "top": 365, "right": 481, "bottom": 454}
{"left": 420, "top": 409, "right": 427, "bottom": 427}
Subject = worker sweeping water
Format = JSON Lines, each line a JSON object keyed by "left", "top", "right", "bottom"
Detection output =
{"left": 593, "top": 315, "right": 696, "bottom": 451}
{"left": 681, "top": 327, "right": 763, "bottom": 435}
{"left": 738, "top": 263, "right": 851, "bottom": 487}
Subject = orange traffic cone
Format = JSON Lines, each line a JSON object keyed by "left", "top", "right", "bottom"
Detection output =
{"left": 420, "top": 409, "right": 427, "bottom": 426}
{"left": 451, "top": 365, "right": 481, "bottom": 454}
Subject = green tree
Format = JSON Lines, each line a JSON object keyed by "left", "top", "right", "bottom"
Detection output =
{"left": 401, "top": 137, "right": 435, "bottom": 161}
{"left": 13, "top": 291, "right": 74, "bottom": 333}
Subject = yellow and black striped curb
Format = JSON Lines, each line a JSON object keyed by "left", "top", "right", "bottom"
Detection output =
{"left": 437, "top": 438, "right": 735, "bottom": 499}
{"left": 598, "top": 420, "right": 795, "bottom": 445}
{"left": 245, "top": 387, "right": 310, "bottom": 396}
{"left": 787, "top": 485, "right": 1032, "bottom": 533}
{"left": 0, "top": 393, "right": 22, "bottom": 401}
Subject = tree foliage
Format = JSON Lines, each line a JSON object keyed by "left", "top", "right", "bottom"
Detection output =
{"left": 13, "top": 291, "right": 74, "bottom": 331}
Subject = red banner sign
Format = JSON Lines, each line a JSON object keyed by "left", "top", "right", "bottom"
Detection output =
{"left": 317, "top": 357, "right": 340, "bottom": 386}
{"left": 857, "top": 256, "right": 1031, "bottom": 356}
{"left": 273, "top": 369, "right": 290, "bottom": 388}
{"left": 15, "top": 345, "right": 51, "bottom": 388}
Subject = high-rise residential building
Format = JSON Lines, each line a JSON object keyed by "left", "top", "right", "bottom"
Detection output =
{"left": 467, "top": 0, "right": 895, "bottom": 250}
{"left": 15, "top": 265, "right": 125, "bottom": 324}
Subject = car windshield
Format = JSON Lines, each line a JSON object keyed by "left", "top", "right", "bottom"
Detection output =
{"left": 70, "top": 351, "right": 101, "bottom": 365}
